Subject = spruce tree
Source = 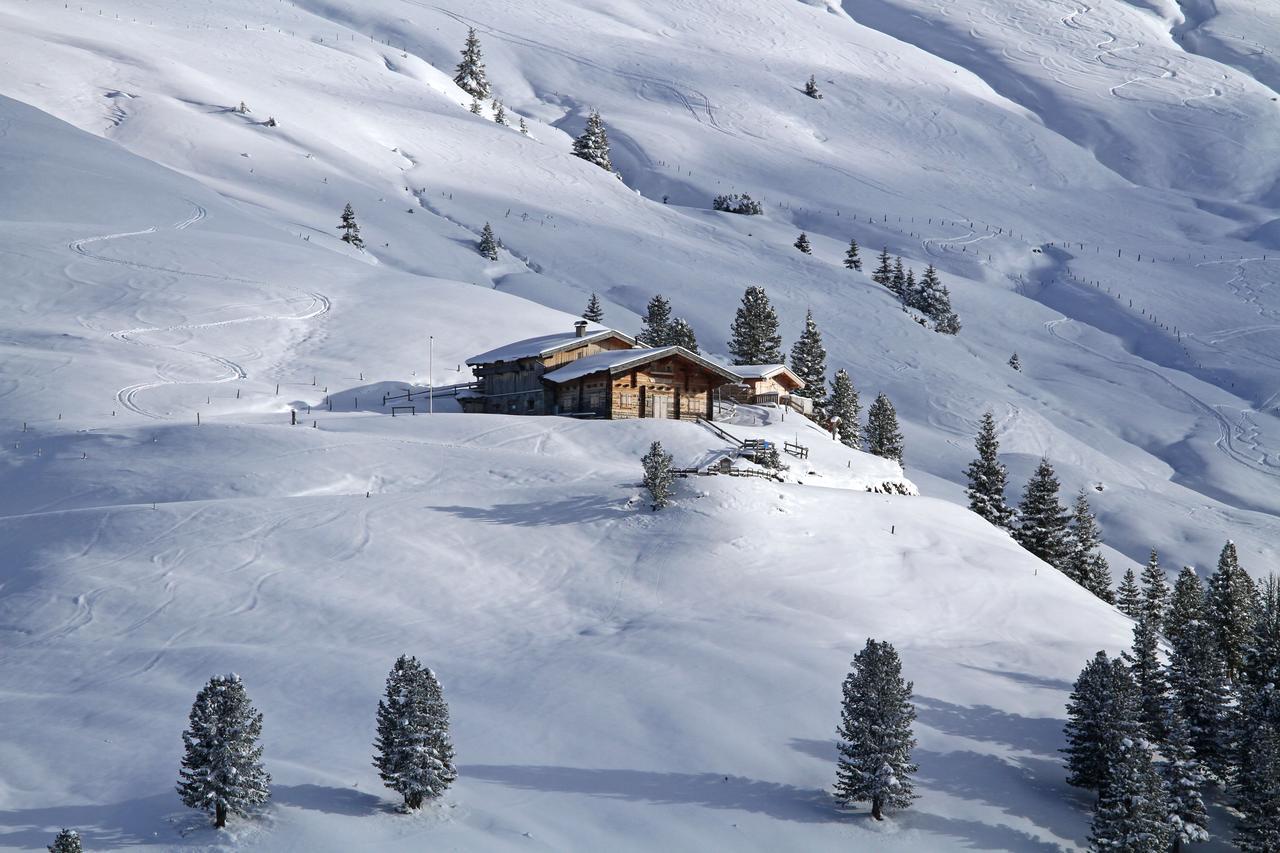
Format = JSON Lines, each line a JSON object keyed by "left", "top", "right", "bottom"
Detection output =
{"left": 728, "top": 286, "right": 783, "bottom": 365}
{"left": 469, "top": 97, "right": 482, "bottom": 115}
{"left": 903, "top": 269, "right": 918, "bottom": 308}
{"left": 518, "top": 117, "right": 529, "bottom": 135}
{"left": 373, "top": 655, "right": 457, "bottom": 809}
{"left": 1009, "top": 353, "right": 1021, "bottom": 371}
{"left": 1063, "top": 651, "right": 1141, "bottom": 792}
{"left": 1088, "top": 736, "right": 1172, "bottom": 852}
{"left": 1242, "top": 575, "right": 1280, "bottom": 692}
{"left": 477, "top": 222, "right": 499, "bottom": 261}
{"left": 1163, "top": 709, "right": 1210, "bottom": 851}
{"left": 834, "top": 638, "right": 918, "bottom": 820}
{"left": 789, "top": 310, "right": 827, "bottom": 410}
{"left": 844, "top": 238, "right": 862, "bottom": 271}
{"left": 453, "top": 28, "right": 491, "bottom": 100}
{"left": 47, "top": 829, "right": 82, "bottom": 853}
{"left": 1207, "top": 540, "right": 1259, "bottom": 680}
{"left": 583, "top": 292, "right": 605, "bottom": 323}
{"left": 668, "top": 317, "right": 698, "bottom": 352}
{"left": 964, "top": 411, "right": 1014, "bottom": 530}
{"left": 640, "top": 295, "right": 673, "bottom": 346}
{"left": 492, "top": 99, "right": 507, "bottom": 125}
{"left": 803, "top": 74, "right": 823, "bottom": 99}
{"left": 1139, "top": 548, "right": 1169, "bottom": 632}
{"left": 891, "top": 257, "right": 907, "bottom": 301}
{"left": 1167, "top": 614, "right": 1233, "bottom": 782}
{"left": 1064, "top": 490, "right": 1114, "bottom": 602}
{"left": 1125, "top": 609, "right": 1168, "bottom": 740}
{"left": 338, "top": 203, "right": 363, "bottom": 249}
{"left": 1117, "top": 568, "right": 1143, "bottom": 618}
{"left": 572, "top": 110, "right": 614, "bottom": 172}
{"left": 864, "top": 393, "right": 904, "bottom": 463}
{"left": 1233, "top": 708, "right": 1280, "bottom": 853}
{"left": 1165, "top": 566, "right": 1206, "bottom": 653}
{"left": 871, "top": 248, "right": 893, "bottom": 289}
{"left": 1014, "top": 458, "right": 1071, "bottom": 569}
{"left": 826, "top": 369, "right": 861, "bottom": 449}
{"left": 794, "top": 232, "right": 812, "bottom": 254}
{"left": 177, "top": 674, "right": 270, "bottom": 828}
{"left": 642, "top": 441, "right": 675, "bottom": 509}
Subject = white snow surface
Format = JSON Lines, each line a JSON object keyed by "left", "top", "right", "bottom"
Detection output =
{"left": 0, "top": 0, "right": 1278, "bottom": 849}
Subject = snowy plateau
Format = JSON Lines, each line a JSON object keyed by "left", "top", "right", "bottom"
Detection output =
{"left": 1, "top": 0, "right": 1280, "bottom": 850}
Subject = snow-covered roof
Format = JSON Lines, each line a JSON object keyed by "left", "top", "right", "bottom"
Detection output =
{"left": 467, "top": 328, "right": 635, "bottom": 365}
{"left": 540, "top": 346, "right": 743, "bottom": 384}
{"left": 732, "top": 364, "right": 804, "bottom": 388}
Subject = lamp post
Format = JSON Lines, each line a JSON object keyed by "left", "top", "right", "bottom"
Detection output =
{"left": 429, "top": 335, "right": 434, "bottom": 414}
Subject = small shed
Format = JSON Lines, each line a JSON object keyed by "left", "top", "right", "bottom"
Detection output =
{"left": 540, "top": 346, "right": 742, "bottom": 420}
{"left": 730, "top": 364, "right": 806, "bottom": 408}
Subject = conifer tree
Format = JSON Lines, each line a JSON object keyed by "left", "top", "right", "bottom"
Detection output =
{"left": 794, "top": 232, "right": 812, "bottom": 254}
{"left": 640, "top": 295, "right": 673, "bottom": 346}
{"left": 1139, "top": 548, "right": 1170, "bottom": 632}
{"left": 583, "top": 292, "right": 605, "bottom": 323}
{"left": 903, "top": 269, "right": 918, "bottom": 308}
{"left": 453, "top": 28, "right": 491, "bottom": 100}
{"left": 891, "top": 257, "right": 907, "bottom": 301}
{"left": 668, "top": 317, "right": 698, "bottom": 352}
{"left": 964, "top": 411, "right": 1015, "bottom": 530}
{"left": 177, "top": 674, "right": 270, "bottom": 828}
{"left": 844, "top": 238, "right": 862, "bottom": 271}
{"left": 518, "top": 116, "right": 529, "bottom": 135}
{"left": 728, "top": 286, "right": 783, "bottom": 365}
{"left": 1165, "top": 566, "right": 1206, "bottom": 653}
{"left": 469, "top": 97, "right": 483, "bottom": 115}
{"left": 1242, "top": 575, "right": 1280, "bottom": 692}
{"left": 373, "top": 655, "right": 457, "bottom": 809}
{"left": 789, "top": 310, "right": 827, "bottom": 410}
{"left": 572, "top": 110, "right": 614, "bottom": 172}
{"left": 47, "top": 829, "right": 81, "bottom": 853}
{"left": 1117, "top": 568, "right": 1143, "bottom": 618}
{"left": 1233, "top": 711, "right": 1280, "bottom": 853}
{"left": 1163, "top": 709, "right": 1210, "bottom": 851}
{"left": 834, "top": 638, "right": 918, "bottom": 820}
{"left": 1014, "top": 458, "right": 1071, "bottom": 569}
{"left": 1207, "top": 540, "right": 1259, "bottom": 680}
{"left": 477, "top": 222, "right": 499, "bottom": 261}
{"left": 642, "top": 441, "right": 675, "bottom": 509}
{"left": 492, "top": 99, "right": 507, "bottom": 125}
{"left": 1009, "top": 353, "right": 1021, "bottom": 371}
{"left": 803, "top": 74, "right": 823, "bottom": 99}
{"left": 1088, "top": 736, "right": 1172, "bottom": 852}
{"left": 338, "top": 203, "right": 363, "bottom": 249}
{"left": 864, "top": 393, "right": 904, "bottom": 463}
{"left": 872, "top": 248, "right": 893, "bottom": 289}
{"left": 826, "top": 369, "right": 861, "bottom": 449}
{"left": 1064, "top": 490, "right": 1114, "bottom": 602}
{"left": 1063, "top": 651, "right": 1141, "bottom": 792}
{"left": 1167, "top": 614, "right": 1233, "bottom": 782}
{"left": 1125, "top": 609, "right": 1168, "bottom": 740}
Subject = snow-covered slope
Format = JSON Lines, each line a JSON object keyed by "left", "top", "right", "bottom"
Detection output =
{"left": 0, "top": 0, "right": 1277, "bottom": 848}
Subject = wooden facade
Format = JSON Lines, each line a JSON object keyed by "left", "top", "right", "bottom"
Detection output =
{"left": 463, "top": 328, "right": 634, "bottom": 416}
{"left": 549, "top": 355, "right": 725, "bottom": 421}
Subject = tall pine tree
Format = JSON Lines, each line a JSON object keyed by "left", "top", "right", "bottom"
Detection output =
{"left": 640, "top": 295, "right": 673, "bottom": 346}
{"left": 1088, "top": 736, "right": 1172, "bottom": 853}
{"left": 668, "top": 317, "right": 698, "bottom": 353}
{"left": 583, "top": 292, "right": 604, "bottom": 323}
{"left": 1063, "top": 651, "right": 1141, "bottom": 792}
{"left": 1125, "top": 608, "right": 1168, "bottom": 740}
{"left": 864, "top": 393, "right": 904, "bottom": 463}
{"left": 728, "top": 286, "right": 783, "bottom": 365}
{"left": 1163, "top": 709, "right": 1211, "bottom": 852}
{"left": 871, "top": 248, "right": 893, "bottom": 289}
{"left": 891, "top": 257, "right": 907, "bottom": 301}
{"left": 1167, "top": 612, "right": 1233, "bottom": 782}
{"left": 1064, "top": 490, "right": 1114, "bottom": 603}
{"left": 177, "top": 674, "right": 271, "bottom": 828}
{"left": 789, "top": 310, "right": 827, "bottom": 411}
{"left": 373, "top": 655, "right": 457, "bottom": 809}
{"left": 453, "top": 28, "right": 491, "bottom": 100}
{"left": 834, "top": 638, "right": 918, "bottom": 820}
{"left": 1014, "top": 459, "right": 1071, "bottom": 569}
{"left": 572, "top": 110, "right": 614, "bottom": 172}
{"left": 1117, "top": 568, "right": 1143, "bottom": 618}
{"left": 47, "top": 830, "right": 82, "bottom": 853}
{"left": 1139, "top": 548, "right": 1169, "bottom": 632}
{"left": 1234, "top": 574, "right": 1280, "bottom": 851}
{"left": 477, "top": 222, "right": 499, "bottom": 261}
{"left": 826, "top": 369, "right": 861, "bottom": 449}
{"left": 964, "top": 412, "right": 1014, "bottom": 530}
{"left": 1165, "top": 566, "right": 1206, "bottom": 653}
{"left": 1206, "top": 540, "right": 1259, "bottom": 680}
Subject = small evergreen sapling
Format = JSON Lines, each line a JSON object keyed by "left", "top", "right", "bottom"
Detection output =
{"left": 177, "top": 674, "right": 271, "bottom": 828}
{"left": 794, "top": 232, "right": 812, "bottom": 254}
{"left": 864, "top": 393, "right": 904, "bottom": 463}
{"left": 789, "top": 310, "right": 827, "bottom": 411}
{"left": 803, "top": 74, "right": 823, "bottom": 99}
{"left": 964, "top": 411, "right": 1014, "bottom": 530}
{"left": 583, "top": 292, "right": 605, "bottom": 323}
{"left": 1088, "top": 736, "right": 1172, "bottom": 852}
{"left": 640, "top": 295, "right": 673, "bottom": 346}
{"left": 844, "top": 238, "right": 862, "bottom": 270}
{"left": 47, "top": 829, "right": 82, "bottom": 853}
{"left": 834, "top": 638, "right": 918, "bottom": 821}
{"left": 728, "top": 286, "right": 783, "bottom": 365}
{"left": 1009, "top": 353, "right": 1021, "bottom": 371}
{"left": 1014, "top": 458, "right": 1071, "bottom": 569}
{"left": 477, "top": 222, "right": 499, "bottom": 261}
{"left": 572, "top": 110, "right": 614, "bottom": 173}
{"left": 338, "top": 203, "right": 363, "bottom": 249}
{"left": 453, "top": 28, "right": 491, "bottom": 100}
{"left": 642, "top": 441, "right": 675, "bottom": 510}
{"left": 373, "top": 655, "right": 457, "bottom": 810}
{"left": 826, "top": 369, "right": 861, "bottom": 449}
{"left": 492, "top": 99, "right": 507, "bottom": 125}
{"left": 518, "top": 117, "right": 529, "bottom": 135}
{"left": 469, "top": 97, "right": 483, "bottom": 115}
{"left": 1117, "top": 568, "right": 1143, "bottom": 618}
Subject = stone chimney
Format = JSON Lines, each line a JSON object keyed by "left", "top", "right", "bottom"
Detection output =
{"left": 574, "top": 320, "right": 588, "bottom": 338}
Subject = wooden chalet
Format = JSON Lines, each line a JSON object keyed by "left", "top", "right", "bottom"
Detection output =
{"left": 463, "top": 322, "right": 742, "bottom": 420}
{"left": 730, "top": 364, "right": 809, "bottom": 412}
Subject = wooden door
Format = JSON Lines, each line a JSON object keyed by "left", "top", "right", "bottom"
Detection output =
{"left": 652, "top": 394, "right": 669, "bottom": 419}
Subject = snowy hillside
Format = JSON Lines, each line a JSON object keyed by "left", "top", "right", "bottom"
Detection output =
{"left": 1, "top": 0, "right": 1279, "bottom": 848}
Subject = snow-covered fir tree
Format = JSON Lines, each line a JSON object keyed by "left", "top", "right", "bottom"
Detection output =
{"left": 668, "top": 317, "right": 698, "bottom": 352}
{"left": 789, "top": 310, "right": 827, "bottom": 412}
{"left": 794, "top": 232, "right": 812, "bottom": 254}
{"left": 964, "top": 411, "right": 1015, "bottom": 530}
{"left": 864, "top": 393, "right": 904, "bottom": 463}
{"left": 1139, "top": 548, "right": 1169, "bottom": 632}
{"left": 729, "top": 286, "right": 783, "bottom": 365}
{"left": 903, "top": 269, "right": 918, "bottom": 308}
{"left": 236, "top": 100, "right": 249, "bottom": 114}
{"left": 1207, "top": 540, "right": 1259, "bottom": 680}
{"left": 1117, "top": 568, "right": 1143, "bottom": 619}
{"left": 1163, "top": 709, "right": 1210, "bottom": 852}
{"left": 1009, "top": 352, "right": 1021, "bottom": 371}
{"left": 891, "top": 257, "right": 907, "bottom": 301}
{"left": 373, "top": 655, "right": 457, "bottom": 810}
{"left": 871, "top": 248, "right": 893, "bottom": 289}
{"left": 1014, "top": 458, "right": 1072, "bottom": 569}
{"left": 641, "top": 441, "right": 675, "bottom": 510}
{"left": 1242, "top": 574, "right": 1280, "bottom": 692}
{"left": 834, "top": 638, "right": 918, "bottom": 821}
{"left": 712, "top": 193, "right": 763, "bottom": 215}
{"left": 1167, "top": 610, "right": 1234, "bottom": 782}
{"left": 1063, "top": 651, "right": 1141, "bottom": 792}
{"left": 176, "top": 673, "right": 271, "bottom": 828}
{"left": 469, "top": 97, "right": 483, "bottom": 115}
{"left": 1165, "top": 566, "right": 1206, "bottom": 653}
{"left": 826, "top": 369, "right": 861, "bottom": 449}
{"left": 844, "top": 238, "right": 862, "bottom": 271}
{"left": 1125, "top": 608, "right": 1168, "bottom": 740}
{"left": 338, "top": 202, "right": 363, "bottom": 248}
{"left": 491, "top": 99, "right": 507, "bottom": 125}
{"left": 1064, "top": 489, "right": 1114, "bottom": 603}
{"left": 453, "top": 28, "right": 491, "bottom": 100}
{"left": 1233, "top": 575, "right": 1280, "bottom": 851}
{"left": 518, "top": 116, "right": 529, "bottom": 135}
{"left": 572, "top": 110, "right": 614, "bottom": 173}
{"left": 583, "top": 292, "right": 605, "bottom": 323}
{"left": 803, "top": 74, "right": 823, "bottom": 99}
{"left": 1088, "top": 735, "right": 1172, "bottom": 853}
{"left": 477, "top": 222, "right": 499, "bottom": 261}
{"left": 640, "top": 295, "right": 673, "bottom": 346}
{"left": 47, "top": 829, "right": 81, "bottom": 853}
